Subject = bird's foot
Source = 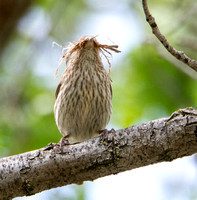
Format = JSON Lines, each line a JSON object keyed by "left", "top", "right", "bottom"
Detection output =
{"left": 58, "top": 136, "right": 80, "bottom": 154}
{"left": 99, "top": 128, "right": 115, "bottom": 141}
{"left": 59, "top": 135, "right": 70, "bottom": 153}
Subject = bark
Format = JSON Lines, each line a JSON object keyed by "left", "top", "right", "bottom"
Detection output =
{"left": 1, "top": 107, "right": 197, "bottom": 199}
{"left": 142, "top": 0, "right": 197, "bottom": 72}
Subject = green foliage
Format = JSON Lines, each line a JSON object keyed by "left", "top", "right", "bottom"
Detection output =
{"left": 36, "top": 0, "right": 89, "bottom": 42}
{"left": 0, "top": 0, "right": 197, "bottom": 199}
{"left": 112, "top": 44, "right": 197, "bottom": 128}
{"left": 0, "top": 0, "right": 90, "bottom": 157}
{"left": 0, "top": 70, "right": 59, "bottom": 156}
{"left": 47, "top": 185, "right": 86, "bottom": 200}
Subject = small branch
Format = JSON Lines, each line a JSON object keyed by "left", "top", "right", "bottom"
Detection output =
{"left": 1, "top": 107, "right": 197, "bottom": 199}
{"left": 142, "top": 0, "right": 197, "bottom": 72}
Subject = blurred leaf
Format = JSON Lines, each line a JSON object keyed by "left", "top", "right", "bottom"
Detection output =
{"left": 112, "top": 43, "right": 197, "bottom": 128}
{"left": 0, "top": 0, "right": 89, "bottom": 157}
{"left": 47, "top": 185, "right": 86, "bottom": 200}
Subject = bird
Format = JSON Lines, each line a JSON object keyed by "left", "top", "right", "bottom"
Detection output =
{"left": 54, "top": 36, "right": 120, "bottom": 148}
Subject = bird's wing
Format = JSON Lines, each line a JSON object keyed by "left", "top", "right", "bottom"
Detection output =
{"left": 55, "top": 81, "right": 62, "bottom": 99}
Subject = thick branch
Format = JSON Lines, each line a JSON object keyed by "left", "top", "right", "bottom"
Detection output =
{"left": 142, "top": 0, "right": 197, "bottom": 72}
{"left": 1, "top": 107, "right": 197, "bottom": 199}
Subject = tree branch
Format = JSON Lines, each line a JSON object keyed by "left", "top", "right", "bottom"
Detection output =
{"left": 142, "top": 0, "right": 197, "bottom": 72}
{"left": 1, "top": 107, "right": 197, "bottom": 199}
{"left": 0, "top": 0, "right": 32, "bottom": 55}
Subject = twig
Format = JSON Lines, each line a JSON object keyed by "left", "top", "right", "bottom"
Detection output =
{"left": 142, "top": 0, "right": 197, "bottom": 72}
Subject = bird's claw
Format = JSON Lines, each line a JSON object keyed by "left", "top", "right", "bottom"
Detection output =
{"left": 99, "top": 128, "right": 115, "bottom": 141}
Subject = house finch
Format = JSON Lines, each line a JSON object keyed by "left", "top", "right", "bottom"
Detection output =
{"left": 54, "top": 36, "right": 120, "bottom": 147}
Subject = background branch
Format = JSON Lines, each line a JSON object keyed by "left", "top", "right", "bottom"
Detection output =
{"left": 142, "top": 0, "right": 197, "bottom": 72}
{"left": 1, "top": 107, "right": 197, "bottom": 199}
{"left": 0, "top": 0, "right": 32, "bottom": 55}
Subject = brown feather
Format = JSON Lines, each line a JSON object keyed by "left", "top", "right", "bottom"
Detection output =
{"left": 55, "top": 82, "right": 62, "bottom": 99}
{"left": 54, "top": 36, "right": 120, "bottom": 143}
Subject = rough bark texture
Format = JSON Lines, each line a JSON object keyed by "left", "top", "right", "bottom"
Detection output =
{"left": 142, "top": 0, "right": 197, "bottom": 72}
{"left": 0, "top": 107, "right": 197, "bottom": 199}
